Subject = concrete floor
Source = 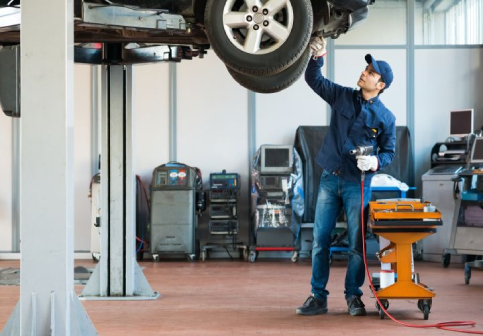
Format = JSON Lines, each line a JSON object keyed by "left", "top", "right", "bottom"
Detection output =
{"left": 0, "top": 259, "right": 482, "bottom": 335}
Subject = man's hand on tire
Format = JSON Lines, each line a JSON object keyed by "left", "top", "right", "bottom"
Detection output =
{"left": 309, "top": 36, "right": 326, "bottom": 59}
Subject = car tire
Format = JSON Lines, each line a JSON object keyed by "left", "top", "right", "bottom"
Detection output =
{"left": 205, "top": 0, "right": 313, "bottom": 76}
{"left": 226, "top": 48, "right": 310, "bottom": 93}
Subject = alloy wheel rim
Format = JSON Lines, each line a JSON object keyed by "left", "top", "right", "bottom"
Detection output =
{"left": 222, "top": 0, "right": 294, "bottom": 55}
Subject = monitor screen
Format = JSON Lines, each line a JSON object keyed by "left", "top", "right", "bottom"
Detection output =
{"left": 260, "top": 145, "right": 293, "bottom": 174}
{"left": 450, "top": 109, "right": 474, "bottom": 136}
{"left": 471, "top": 138, "right": 483, "bottom": 163}
{"left": 265, "top": 149, "right": 289, "bottom": 168}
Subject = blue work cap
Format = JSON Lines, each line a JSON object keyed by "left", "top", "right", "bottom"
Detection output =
{"left": 365, "top": 54, "right": 394, "bottom": 90}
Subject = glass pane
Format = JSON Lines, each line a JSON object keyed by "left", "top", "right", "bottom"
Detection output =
{"left": 335, "top": 0, "right": 407, "bottom": 45}
{"left": 416, "top": 0, "right": 483, "bottom": 45}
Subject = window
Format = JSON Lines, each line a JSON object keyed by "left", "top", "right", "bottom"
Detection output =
{"left": 417, "top": 0, "right": 483, "bottom": 45}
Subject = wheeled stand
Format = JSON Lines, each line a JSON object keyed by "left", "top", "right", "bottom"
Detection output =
{"left": 370, "top": 201, "right": 443, "bottom": 320}
{"left": 248, "top": 246, "right": 298, "bottom": 263}
{"left": 201, "top": 242, "right": 248, "bottom": 262}
{"left": 464, "top": 258, "right": 483, "bottom": 285}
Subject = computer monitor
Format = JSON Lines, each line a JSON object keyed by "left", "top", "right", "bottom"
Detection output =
{"left": 260, "top": 145, "right": 293, "bottom": 174}
{"left": 470, "top": 137, "right": 483, "bottom": 164}
{"left": 450, "top": 109, "right": 474, "bottom": 137}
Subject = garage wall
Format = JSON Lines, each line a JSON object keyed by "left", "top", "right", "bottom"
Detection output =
{"left": 176, "top": 52, "right": 250, "bottom": 242}
{"left": 133, "top": 63, "right": 170, "bottom": 193}
{"left": 78, "top": 46, "right": 482, "bottom": 252}
{"left": 256, "top": 65, "right": 328, "bottom": 147}
{"left": 119, "top": 52, "right": 329, "bottom": 249}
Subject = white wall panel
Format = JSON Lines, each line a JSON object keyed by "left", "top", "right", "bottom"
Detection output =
{"left": 74, "top": 64, "right": 92, "bottom": 251}
{"left": 0, "top": 115, "right": 12, "bottom": 251}
{"left": 334, "top": 49, "right": 407, "bottom": 126}
{"left": 134, "top": 63, "right": 170, "bottom": 189}
{"left": 414, "top": 48, "right": 483, "bottom": 189}
{"left": 256, "top": 64, "right": 328, "bottom": 148}
{"left": 177, "top": 52, "right": 249, "bottom": 241}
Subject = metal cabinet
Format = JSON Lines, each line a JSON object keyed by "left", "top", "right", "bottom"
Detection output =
{"left": 447, "top": 171, "right": 483, "bottom": 257}
{"left": 421, "top": 169, "right": 461, "bottom": 262}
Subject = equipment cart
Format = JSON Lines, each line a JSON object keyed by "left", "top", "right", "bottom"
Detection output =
{"left": 149, "top": 162, "right": 203, "bottom": 261}
{"left": 248, "top": 145, "right": 304, "bottom": 263}
{"left": 201, "top": 171, "right": 248, "bottom": 261}
{"left": 443, "top": 137, "right": 483, "bottom": 285}
{"left": 442, "top": 138, "right": 483, "bottom": 286}
{"left": 443, "top": 169, "right": 483, "bottom": 280}
{"left": 369, "top": 200, "right": 443, "bottom": 320}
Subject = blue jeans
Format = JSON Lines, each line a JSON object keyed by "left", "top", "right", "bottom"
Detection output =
{"left": 311, "top": 170, "right": 371, "bottom": 300}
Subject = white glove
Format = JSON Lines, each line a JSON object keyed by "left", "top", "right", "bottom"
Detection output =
{"left": 309, "top": 36, "right": 326, "bottom": 58}
{"left": 356, "top": 155, "right": 378, "bottom": 172}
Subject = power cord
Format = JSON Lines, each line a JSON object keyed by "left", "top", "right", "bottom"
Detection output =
{"left": 359, "top": 173, "right": 483, "bottom": 334}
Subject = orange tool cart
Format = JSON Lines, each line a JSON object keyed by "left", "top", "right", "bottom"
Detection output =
{"left": 369, "top": 200, "right": 443, "bottom": 320}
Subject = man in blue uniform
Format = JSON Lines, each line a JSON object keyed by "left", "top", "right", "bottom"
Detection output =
{"left": 296, "top": 36, "right": 396, "bottom": 316}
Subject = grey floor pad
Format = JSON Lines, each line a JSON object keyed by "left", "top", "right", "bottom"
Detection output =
{"left": 0, "top": 266, "right": 94, "bottom": 286}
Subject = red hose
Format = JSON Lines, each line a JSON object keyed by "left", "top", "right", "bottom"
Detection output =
{"left": 360, "top": 178, "right": 483, "bottom": 334}
{"left": 136, "top": 236, "right": 149, "bottom": 245}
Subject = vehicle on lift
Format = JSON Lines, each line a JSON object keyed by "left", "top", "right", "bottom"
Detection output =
{"left": 0, "top": 0, "right": 372, "bottom": 94}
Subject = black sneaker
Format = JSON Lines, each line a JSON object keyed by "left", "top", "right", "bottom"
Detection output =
{"left": 346, "top": 296, "right": 366, "bottom": 316}
{"left": 296, "top": 296, "right": 328, "bottom": 316}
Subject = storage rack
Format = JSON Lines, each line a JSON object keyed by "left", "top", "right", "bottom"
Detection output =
{"left": 201, "top": 171, "right": 247, "bottom": 261}
{"left": 444, "top": 169, "right": 483, "bottom": 284}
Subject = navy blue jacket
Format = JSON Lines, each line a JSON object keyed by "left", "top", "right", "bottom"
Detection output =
{"left": 305, "top": 57, "right": 396, "bottom": 184}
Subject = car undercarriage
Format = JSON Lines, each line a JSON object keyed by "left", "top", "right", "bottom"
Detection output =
{"left": 0, "top": 0, "right": 372, "bottom": 96}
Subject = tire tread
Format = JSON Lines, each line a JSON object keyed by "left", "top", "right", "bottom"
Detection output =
{"left": 227, "top": 48, "right": 311, "bottom": 93}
